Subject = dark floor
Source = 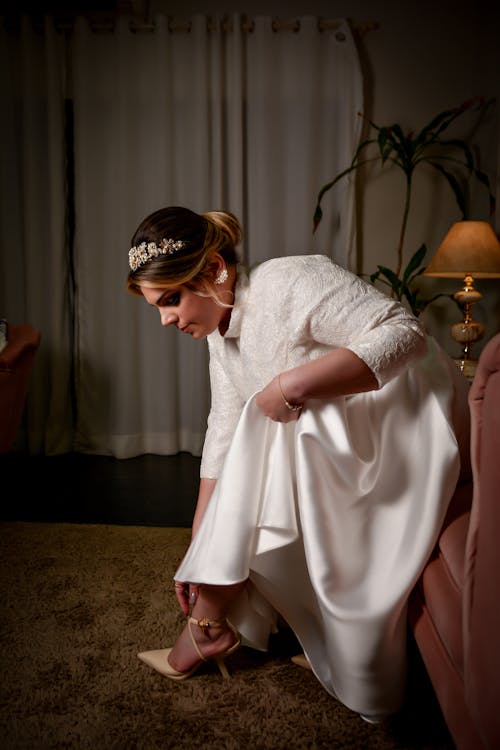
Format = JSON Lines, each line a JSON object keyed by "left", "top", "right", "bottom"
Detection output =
{"left": 0, "top": 450, "right": 455, "bottom": 747}
{"left": 0, "top": 451, "right": 200, "bottom": 526}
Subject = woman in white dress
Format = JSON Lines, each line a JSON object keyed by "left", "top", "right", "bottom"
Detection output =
{"left": 127, "top": 206, "right": 468, "bottom": 721}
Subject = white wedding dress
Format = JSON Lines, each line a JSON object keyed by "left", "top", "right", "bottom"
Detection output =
{"left": 174, "top": 256, "right": 467, "bottom": 717}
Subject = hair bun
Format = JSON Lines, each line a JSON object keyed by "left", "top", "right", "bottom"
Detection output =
{"left": 203, "top": 211, "right": 242, "bottom": 248}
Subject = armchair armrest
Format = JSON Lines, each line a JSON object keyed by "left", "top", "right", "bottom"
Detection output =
{"left": 0, "top": 322, "right": 41, "bottom": 453}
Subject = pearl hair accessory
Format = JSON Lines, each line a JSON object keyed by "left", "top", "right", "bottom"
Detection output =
{"left": 129, "top": 238, "right": 185, "bottom": 271}
{"left": 215, "top": 267, "right": 229, "bottom": 285}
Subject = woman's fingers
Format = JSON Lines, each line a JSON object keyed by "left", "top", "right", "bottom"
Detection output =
{"left": 174, "top": 582, "right": 190, "bottom": 615}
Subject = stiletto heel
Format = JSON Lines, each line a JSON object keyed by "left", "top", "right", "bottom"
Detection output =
{"left": 215, "top": 656, "right": 230, "bottom": 680}
{"left": 138, "top": 616, "right": 241, "bottom": 681}
{"left": 291, "top": 653, "right": 312, "bottom": 671}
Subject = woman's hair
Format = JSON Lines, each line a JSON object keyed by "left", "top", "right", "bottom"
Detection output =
{"left": 126, "top": 206, "right": 242, "bottom": 305}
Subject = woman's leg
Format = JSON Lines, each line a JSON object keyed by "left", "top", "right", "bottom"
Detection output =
{"left": 168, "top": 582, "right": 246, "bottom": 672}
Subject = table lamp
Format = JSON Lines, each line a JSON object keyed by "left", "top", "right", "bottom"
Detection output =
{"left": 424, "top": 220, "right": 500, "bottom": 378}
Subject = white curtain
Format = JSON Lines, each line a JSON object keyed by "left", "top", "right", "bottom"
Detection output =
{"left": 1, "top": 13, "right": 363, "bottom": 457}
{"left": 0, "top": 17, "right": 73, "bottom": 454}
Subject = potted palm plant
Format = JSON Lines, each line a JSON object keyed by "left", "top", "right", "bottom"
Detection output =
{"left": 313, "top": 96, "right": 496, "bottom": 316}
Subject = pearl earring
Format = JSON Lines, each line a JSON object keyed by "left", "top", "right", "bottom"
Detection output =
{"left": 215, "top": 267, "right": 229, "bottom": 285}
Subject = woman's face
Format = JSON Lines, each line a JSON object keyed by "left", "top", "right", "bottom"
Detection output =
{"left": 140, "top": 284, "right": 229, "bottom": 339}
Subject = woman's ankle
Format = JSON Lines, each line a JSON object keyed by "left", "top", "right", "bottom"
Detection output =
{"left": 190, "top": 617, "right": 235, "bottom": 647}
{"left": 168, "top": 617, "right": 234, "bottom": 672}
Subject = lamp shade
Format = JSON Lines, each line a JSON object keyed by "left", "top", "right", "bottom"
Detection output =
{"left": 424, "top": 221, "right": 500, "bottom": 278}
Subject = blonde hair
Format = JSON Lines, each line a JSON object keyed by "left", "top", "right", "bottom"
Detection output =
{"left": 127, "top": 206, "right": 242, "bottom": 306}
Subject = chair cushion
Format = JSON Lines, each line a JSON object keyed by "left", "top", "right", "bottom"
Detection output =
{"left": 418, "top": 506, "right": 471, "bottom": 676}
{"left": 438, "top": 482, "right": 472, "bottom": 591}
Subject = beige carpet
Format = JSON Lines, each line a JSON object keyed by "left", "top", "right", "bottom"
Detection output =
{"left": 0, "top": 522, "right": 454, "bottom": 750}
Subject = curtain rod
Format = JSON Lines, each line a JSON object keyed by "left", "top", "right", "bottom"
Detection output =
{"left": 14, "top": 15, "right": 379, "bottom": 39}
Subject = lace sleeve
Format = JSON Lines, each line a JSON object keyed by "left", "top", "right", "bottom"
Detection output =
{"left": 305, "top": 261, "right": 427, "bottom": 387}
{"left": 200, "top": 338, "right": 245, "bottom": 479}
{"left": 347, "top": 319, "right": 427, "bottom": 386}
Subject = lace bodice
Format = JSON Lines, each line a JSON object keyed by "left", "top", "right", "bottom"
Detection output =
{"left": 201, "top": 255, "right": 426, "bottom": 477}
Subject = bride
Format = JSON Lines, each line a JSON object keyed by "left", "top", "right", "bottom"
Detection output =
{"left": 127, "top": 205, "right": 468, "bottom": 722}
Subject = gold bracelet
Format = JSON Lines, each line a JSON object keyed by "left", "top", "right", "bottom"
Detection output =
{"left": 278, "top": 373, "right": 302, "bottom": 411}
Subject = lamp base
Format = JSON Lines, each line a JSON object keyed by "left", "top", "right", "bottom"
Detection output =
{"left": 453, "top": 356, "right": 478, "bottom": 381}
{"left": 450, "top": 281, "right": 484, "bottom": 383}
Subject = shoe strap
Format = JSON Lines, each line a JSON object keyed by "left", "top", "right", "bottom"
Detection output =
{"left": 187, "top": 616, "right": 229, "bottom": 662}
{"left": 189, "top": 616, "right": 228, "bottom": 631}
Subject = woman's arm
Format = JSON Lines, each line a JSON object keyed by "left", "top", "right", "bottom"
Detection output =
{"left": 282, "top": 347, "right": 378, "bottom": 402}
{"left": 175, "top": 477, "right": 217, "bottom": 614}
{"left": 200, "top": 337, "right": 245, "bottom": 479}
{"left": 191, "top": 477, "right": 217, "bottom": 539}
{"left": 256, "top": 348, "right": 378, "bottom": 422}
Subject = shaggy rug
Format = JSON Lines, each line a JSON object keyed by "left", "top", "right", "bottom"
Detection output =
{"left": 0, "top": 522, "right": 454, "bottom": 750}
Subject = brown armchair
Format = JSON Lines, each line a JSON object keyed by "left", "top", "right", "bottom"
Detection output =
{"left": 409, "top": 332, "right": 500, "bottom": 750}
{"left": 0, "top": 321, "right": 41, "bottom": 453}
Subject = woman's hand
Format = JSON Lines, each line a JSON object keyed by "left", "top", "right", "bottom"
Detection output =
{"left": 256, "top": 375, "right": 303, "bottom": 423}
{"left": 174, "top": 582, "right": 200, "bottom": 615}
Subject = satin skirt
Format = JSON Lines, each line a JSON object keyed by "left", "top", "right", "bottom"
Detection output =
{"left": 175, "top": 341, "right": 462, "bottom": 716}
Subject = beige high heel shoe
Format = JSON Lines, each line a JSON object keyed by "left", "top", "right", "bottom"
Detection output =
{"left": 291, "top": 653, "right": 312, "bottom": 671}
{"left": 138, "top": 616, "right": 241, "bottom": 681}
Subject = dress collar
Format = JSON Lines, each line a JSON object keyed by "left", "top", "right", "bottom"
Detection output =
{"left": 222, "top": 264, "right": 250, "bottom": 339}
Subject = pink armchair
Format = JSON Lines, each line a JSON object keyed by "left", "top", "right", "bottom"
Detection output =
{"left": 0, "top": 322, "right": 41, "bottom": 453}
{"left": 409, "top": 332, "right": 500, "bottom": 750}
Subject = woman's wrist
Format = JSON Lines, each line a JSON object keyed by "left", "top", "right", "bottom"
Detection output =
{"left": 277, "top": 372, "right": 303, "bottom": 410}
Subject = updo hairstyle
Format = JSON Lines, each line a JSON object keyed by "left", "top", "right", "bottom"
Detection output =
{"left": 127, "top": 206, "right": 242, "bottom": 306}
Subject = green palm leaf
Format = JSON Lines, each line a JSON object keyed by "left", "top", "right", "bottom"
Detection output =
{"left": 312, "top": 96, "right": 495, "bottom": 315}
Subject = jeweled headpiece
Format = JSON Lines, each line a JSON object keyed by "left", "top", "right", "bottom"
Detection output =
{"left": 128, "top": 238, "right": 186, "bottom": 271}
